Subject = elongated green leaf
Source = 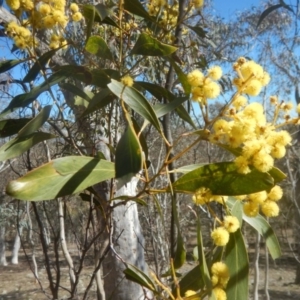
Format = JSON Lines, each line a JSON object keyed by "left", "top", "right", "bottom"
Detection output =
{"left": 82, "top": 4, "right": 95, "bottom": 42}
{"left": 169, "top": 58, "right": 191, "bottom": 94}
{"left": 0, "top": 118, "right": 31, "bottom": 138}
{"left": 85, "top": 36, "right": 113, "bottom": 60}
{"left": 115, "top": 125, "right": 142, "bottom": 186}
{"left": 177, "top": 265, "right": 204, "bottom": 297}
{"left": 6, "top": 156, "right": 115, "bottom": 201}
{"left": 197, "top": 216, "right": 215, "bottom": 300}
{"left": 257, "top": 4, "right": 283, "bottom": 28}
{"left": 123, "top": 264, "right": 156, "bottom": 292}
{"left": 0, "top": 132, "right": 55, "bottom": 161}
{"left": 91, "top": 69, "right": 111, "bottom": 88}
{"left": 131, "top": 33, "right": 177, "bottom": 56}
{"left": 224, "top": 230, "right": 249, "bottom": 300}
{"left": 0, "top": 59, "right": 26, "bottom": 74}
{"left": 188, "top": 26, "right": 207, "bottom": 38}
{"left": 81, "top": 88, "right": 113, "bottom": 116}
{"left": 268, "top": 167, "right": 286, "bottom": 184}
{"left": 60, "top": 83, "right": 92, "bottom": 102}
{"left": 135, "top": 81, "right": 173, "bottom": 101}
{"left": 18, "top": 105, "right": 52, "bottom": 137}
{"left": 108, "top": 79, "right": 161, "bottom": 133}
{"left": 153, "top": 97, "right": 188, "bottom": 118}
{"left": 230, "top": 199, "right": 243, "bottom": 226}
{"left": 243, "top": 214, "right": 281, "bottom": 259}
{"left": 172, "top": 162, "right": 274, "bottom": 195}
{"left": 23, "top": 49, "right": 58, "bottom": 83}
{"left": 124, "top": 0, "right": 154, "bottom": 22}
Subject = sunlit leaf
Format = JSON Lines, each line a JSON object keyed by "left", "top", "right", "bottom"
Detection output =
{"left": 172, "top": 162, "right": 274, "bottom": 195}
{"left": 0, "top": 118, "right": 31, "bottom": 138}
{"left": 243, "top": 214, "right": 281, "bottom": 259}
{"left": 0, "top": 132, "right": 55, "bottom": 161}
{"left": 82, "top": 4, "right": 96, "bottom": 42}
{"left": 108, "top": 79, "right": 161, "bottom": 133}
{"left": 123, "top": 264, "right": 156, "bottom": 292}
{"left": 18, "top": 105, "right": 52, "bottom": 137}
{"left": 224, "top": 230, "right": 249, "bottom": 300}
{"left": 169, "top": 57, "right": 191, "bottom": 94}
{"left": 153, "top": 97, "right": 188, "bottom": 118}
{"left": 6, "top": 156, "right": 115, "bottom": 201}
{"left": 85, "top": 36, "right": 113, "bottom": 60}
{"left": 131, "top": 33, "right": 177, "bottom": 56}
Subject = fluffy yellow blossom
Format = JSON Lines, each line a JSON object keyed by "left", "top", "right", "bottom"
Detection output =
{"left": 244, "top": 79, "right": 262, "bottom": 96}
{"left": 223, "top": 216, "right": 240, "bottom": 233}
{"left": 234, "top": 156, "right": 251, "bottom": 174}
{"left": 211, "top": 262, "right": 230, "bottom": 289}
{"left": 191, "top": 86, "right": 203, "bottom": 102}
{"left": 70, "top": 3, "right": 79, "bottom": 12}
{"left": 39, "top": 3, "right": 52, "bottom": 15}
{"left": 211, "top": 227, "right": 229, "bottom": 246}
{"left": 213, "top": 287, "right": 227, "bottom": 300}
{"left": 203, "top": 81, "right": 221, "bottom": 99}
{"left": 260, "top": 72, "right": 271, "bottom": 86}
{"left": 7, "top": 0, "right": 20, "bottom": 10}
{"left": 121, "top": 75, "right": 134, "bottom": 87}
{"left": 232, "top": 95, "right": 248, "bottom": 110}
{"left": 208, "top": 66, "right": 222, "bottom": 80}
{"left": 249, "top": 191, "right": 267, "bottom": 204}
{"left": 261, "top": 200, "right": 279, "bottom": 217}
{"left": 252, "top": 151, "right": 274, "bottom": 173}
{"left": 240, "top": 60, "right": 264, "bottom": 80}
{"left": 267, "top": 185, "right": 283, "bottom": 201}
{"left": 213, "top": 119, "right": 231, "bottom": 134}
{"left": 192, "top": 187, "right": 212, "bottom": 205}
{"left": 192, "top": 0, "right": 204, "bottom": 9}
{"left": 243, "top": 201, "right": 259, "bottom": 217}
{"left": 187, "top": 69, "right": 204, "bottom": 87}
{"left": 271, "top": 144, "right": 286, "bottom": 158}
{"left": 72, "top": 12, "right": 83, "bottom": 22}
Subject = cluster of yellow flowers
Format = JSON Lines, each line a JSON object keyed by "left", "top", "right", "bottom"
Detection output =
{"left": 187, "top": 66, "right": 222, "bottom": 104}
{"left": 211, "top": 215, "right": 240, "bottom": 247}
{"left": 239, "top": 185, "right": 283, "bottom": 217}
{"left": 6, "top": 1, "right": 83, "bottom": 50}
{"left": 185, "top": 261, "right": 230, "bottom": 300}
{"left": 211, "top": 262, "right": 230, "bottom": 300}
{"left": 192, "top": 186, "right": 227, "bottom": 205}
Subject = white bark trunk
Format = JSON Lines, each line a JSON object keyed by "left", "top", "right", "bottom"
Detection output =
{"left": 58, "top": 199, "right": 76, "bottom": 290}
{"left": 11, "top": 226, "right": 23, "bottom": 264}
{"left": 0, "top": 226, "right": 7, "bottom": 266}
{"left": 103, "top": 178, "right": 150, "bottom": 300}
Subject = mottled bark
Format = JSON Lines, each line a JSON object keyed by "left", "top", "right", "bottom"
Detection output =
{"left": 0, "top": 226, "right": 7, "bottom": 266}
{"left": 11, "top": 226, "right": 23, "bottom": 264}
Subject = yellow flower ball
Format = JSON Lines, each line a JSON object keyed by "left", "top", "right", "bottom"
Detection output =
{"left": 72, "top": 12, "right": 83, "bottom": 22}
{"left": 192, "top": 0, "right": 204, "bottom": 9}
{"left": 213, "top": 287, "right": 227, "bottom": 300}
{"left": 244, "top": 79, "right": 262, "bottom": 96}
{"left": 243, "top": 201, "right": 259, "bottom": 217}
{"left": 203, "top": 81, "right": 221, "bottom": 99}
{"left": 249, "top": 191, "right": 267, "bottom": 204}
{"left": 260, "top": 72, "right": 271, "bottom": 86}
{"left": 121, "top": 75, "right": 134, "bottom": 87}
{"left": 70, "top": 3, "right": 79, "bottom": 12}
{"left": 252, "top": 151, "right": 274, "bottom": 173}
{"left": 261, "top": 200, "right": 279, "bottom": 217}
{"left": 270, "top": 144, "right": 286, "bottom": 159}
{"left": 235, "top": 156, "right": 251, "bottom": 174}
{"left": 191, "top": 86, "right": 203, "bottom": 102}
{"left": 223, "top": 216, "right": 240, "bottom": 233}
{"left": 7, "top": 0, "right": 20, "bottom": 10}
{"left": 232, "top": 95, "right": 248, "bottom": 110}
{"left": 211, "top": 227, "right": 229, "bottom": 246}
{"left": 267, "top": 185, "right": 283, "bottom": 201}
{"left": 208, "top": 66, "right": 222, "bottom": 80}
{"left": 187, "top": 69, "right": 204, "bottom": 87}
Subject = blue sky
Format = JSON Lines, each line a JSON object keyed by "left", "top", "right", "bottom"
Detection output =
{"left": 213, "top": 0, "right": 262, "bottom": 19}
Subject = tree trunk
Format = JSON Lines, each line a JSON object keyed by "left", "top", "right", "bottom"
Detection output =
{"left": 103, "top": 178, "right": 150, "bottom": 300}
{"left": 11, "top": 226, "right": 23, "bottom": 264}
{"left": 0, "top": 226, "right": 7, "bottom": 266}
